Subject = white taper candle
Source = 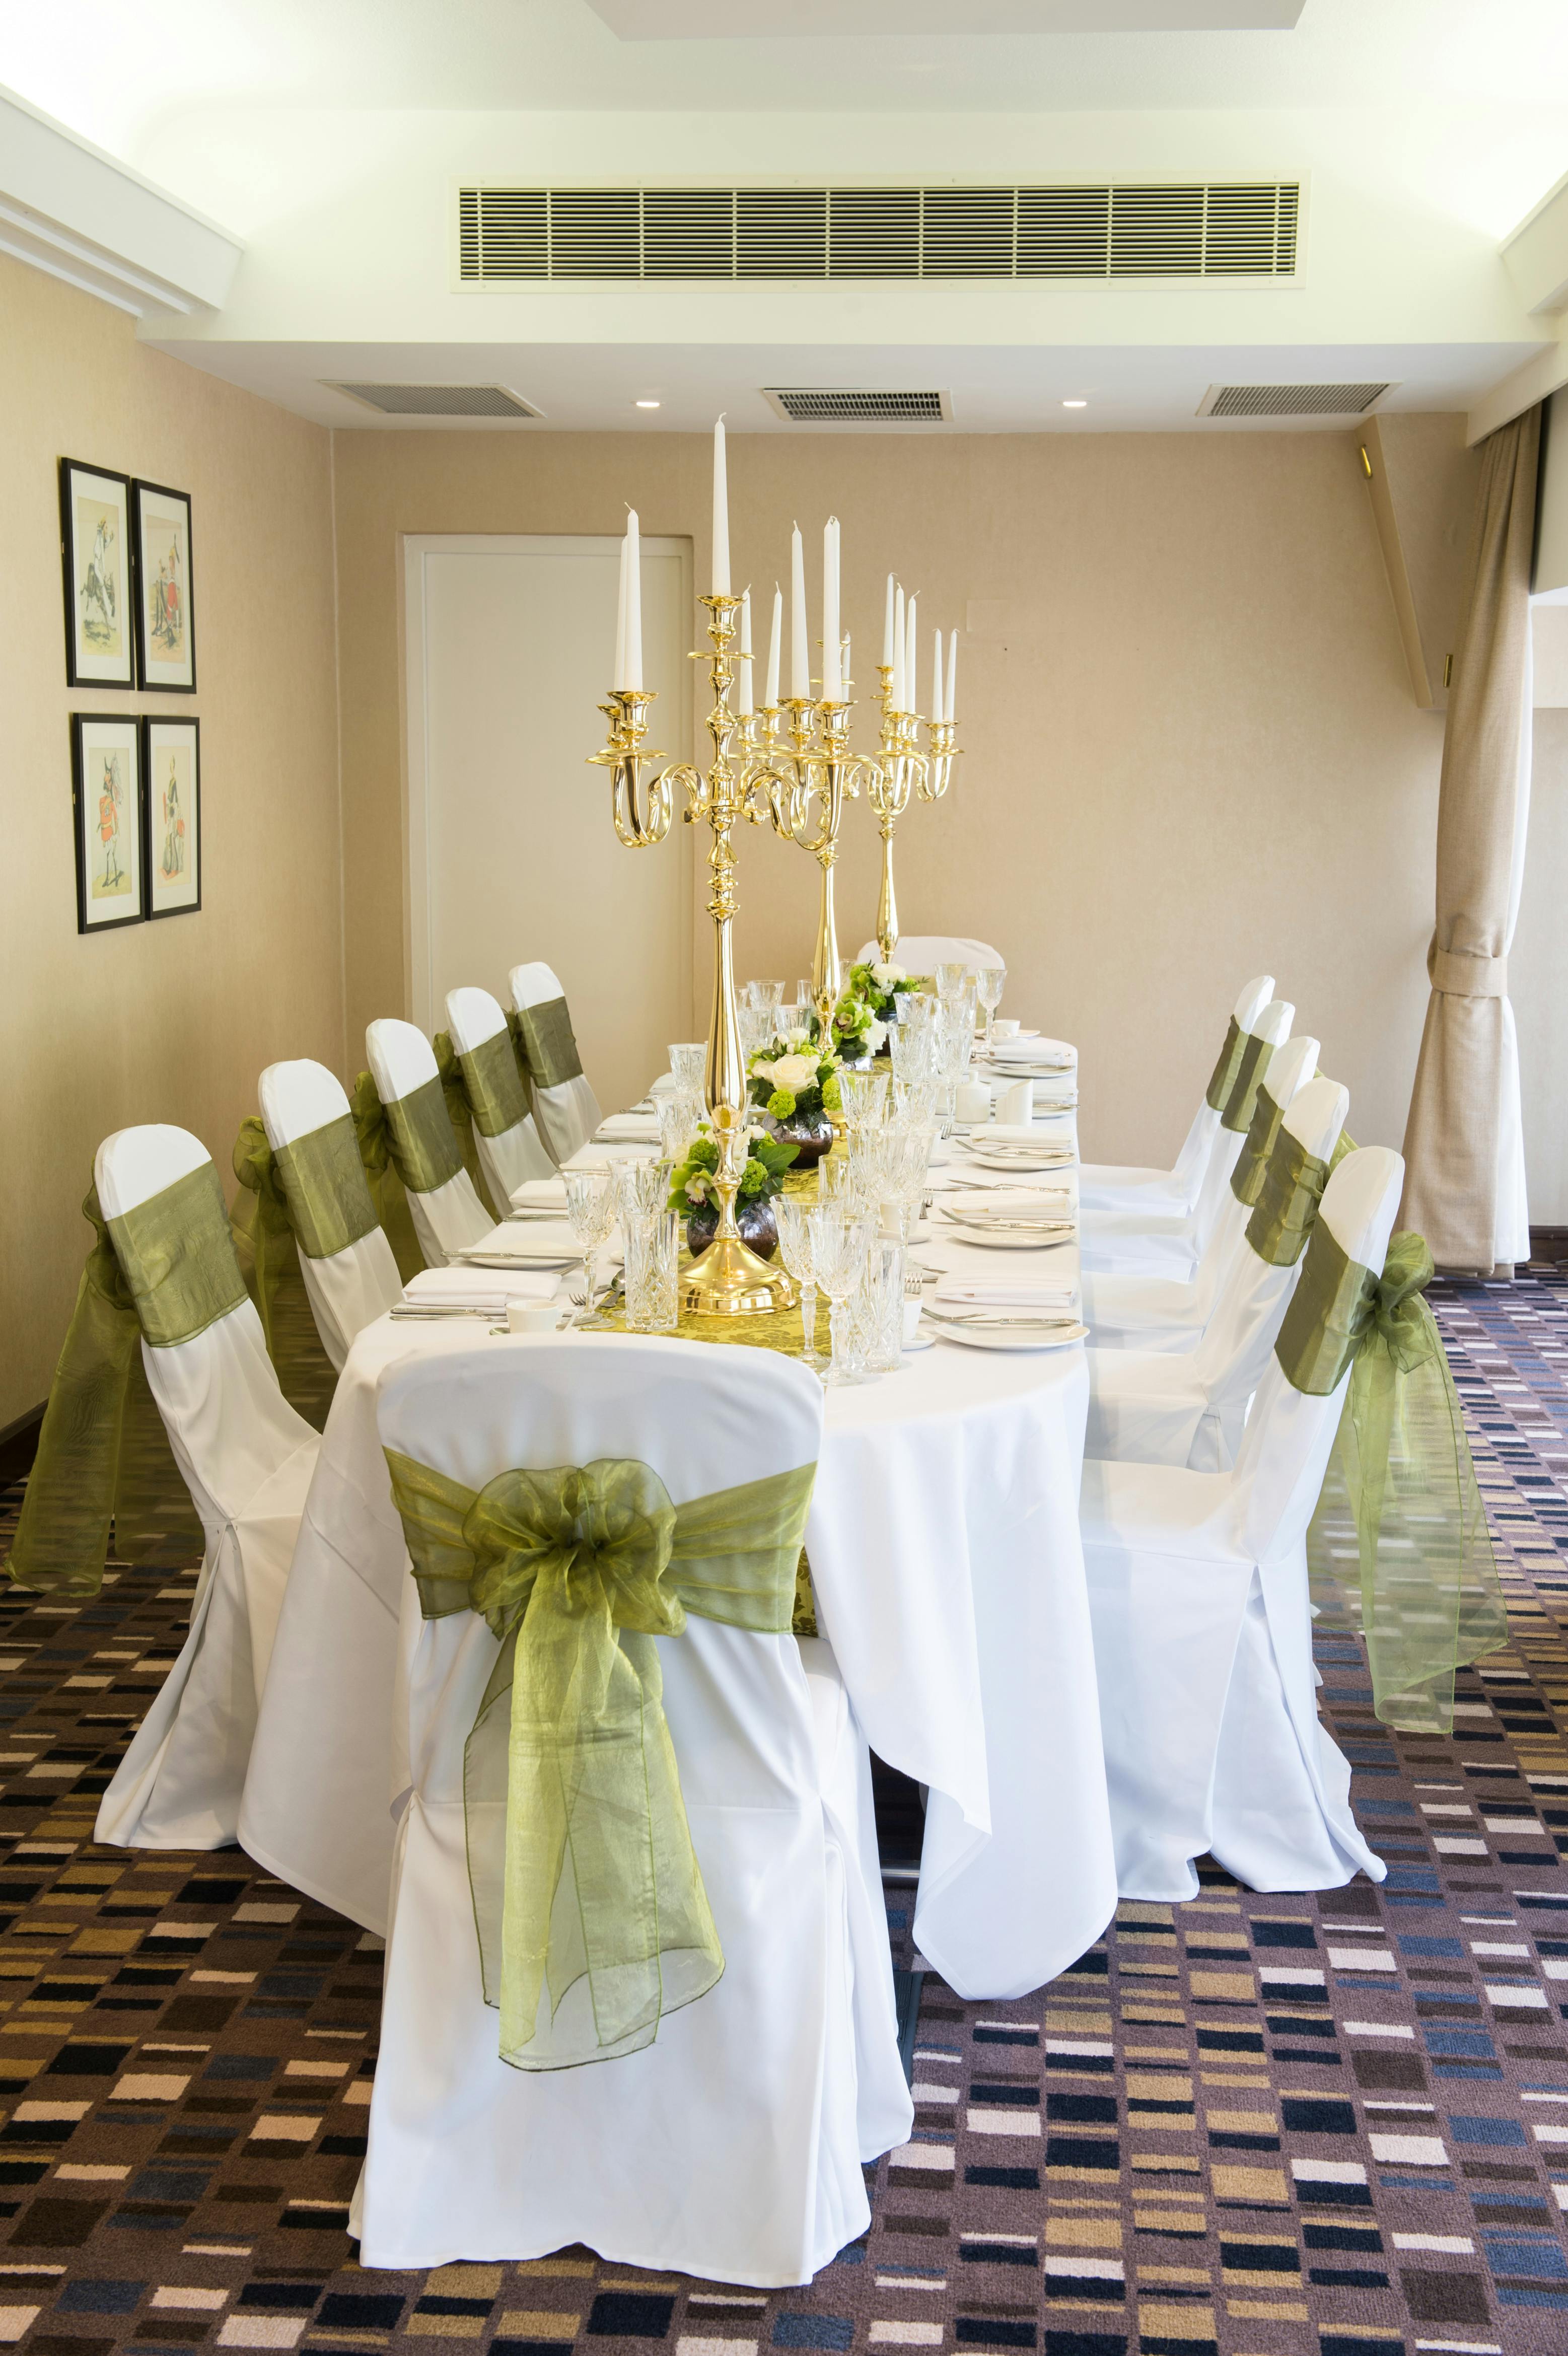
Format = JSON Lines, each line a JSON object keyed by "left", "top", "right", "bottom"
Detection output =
{"left": 894, "top": 584, "right": 906, "bottom": 709}
{"left": 790, "top": 524, "right": 809, "bottom": 700}
{"left": 614, "top": 528, "right": 627, "bottom": 691}
{"left": 882, "top": 572, "right": 895, "bottom": 670}
{"left": 932, "top": 626, "right": 944, "bottom": 724}
{"left": 711, "top": 417, "right": 730, "bottom": 597}
{"left": 946, "top": 630, "right": 957, "bottom": 724}
{"left": 905, "top": 595, "right": 917, "bottom": 719}
{"left": 738, "top": 587, "right": 753, "bottom": 717}
{"left": 766, "top": 585, "right": 782, "bottom": 707}
{"left": 821, "top": 517, "right": 841, "bottom": 700}
{"left": 624, "top": 508, "right": 643, "bottom": 692}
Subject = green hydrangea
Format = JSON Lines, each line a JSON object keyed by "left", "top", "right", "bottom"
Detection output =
{"left": 767, "top": 1087, "right": 797, "bottom": 1119}
{"left": 822, "top": 1072, "right": 842, "bottom": 1112}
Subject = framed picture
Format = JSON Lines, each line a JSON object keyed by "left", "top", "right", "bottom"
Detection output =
{"left": 70, "top": 716, "right": 144, "bottom": 933}
{"left": 143, "top": 717, "right": 201, "bottom": 918}
{"left": 59, "top": 458, "right": 133, "bottom": 687}
{"left": 132, "top": 479, "right": 195, "bottom": 691}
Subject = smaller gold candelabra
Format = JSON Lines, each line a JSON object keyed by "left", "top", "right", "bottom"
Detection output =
{"left": 864, "top": 666, "right": 961, "bottom": 962}
{"left": 744, "top": 682, "right": 868, "bottom": 1039}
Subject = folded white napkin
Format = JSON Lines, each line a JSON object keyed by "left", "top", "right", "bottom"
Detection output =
{"left": 952, "top": 1191, "right": 1073, "bottom": 1221}
{"left": 509, "top": 1178, "right": 569, "bottom": 1212}
{"left": 935, "top": 1280, "right": 1079, "bottom": 1310}
{"left": 992, "top": 1036, "right": 1077, "bottom": 1068}
{"left": 596, "top": 1115, "right": 661, "bottom": 1141}
{"left": 650, "top": 1074, "right": 678, "bottom": 1098}
{"left": 994, "top": 1078, "right": 1033, "bottom": 1126}
{"left": 403, "top": 1265, "right": 560, "bottom": 1307}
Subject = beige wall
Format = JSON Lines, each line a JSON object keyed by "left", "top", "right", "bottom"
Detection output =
{"left": 0, "top": 255, "right": 342, "bottom": 1426}
{"left": 334, "top": 426, "right": 1446, "bottom": 1176}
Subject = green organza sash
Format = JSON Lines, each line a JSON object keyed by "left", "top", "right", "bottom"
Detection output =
{"left": 1277, "top": 1227, "right": 1507, "bottom": 1732}
{"left": 433, "top": 1033, "right": 505, "bottom": 1221}
{"left": 1204, "top": 1017, "right": 1245, "bottom": 1113}
{"left": 228, "top": 1118, "right": 349, "bottom": 1426}
{"left": 350, "top": 1073, "right": 432, "bottom": 1283}
{"left": 1246, "top": 1129, "right": 1331, "bottom": 1266}
{"left": 274, "top": 1115, "right": 379, "bottom": 1260}
{"left": 456, "top": 1028, "right": 532, "bottom": 1140}
{"left": 1219, "top": 1031, "right": 1274, "bottom": 1135}
{"left": 385, "top": 1448, "right": 815, "bottom": 2071}
{"left": 384, "top": 1072, "right": 464, "bottom": 1196}
{"left": 512, "top": 996, "right": 584, "bottom": 1091}
{"left": 1231, "top": 1087, "right": 1286, "bottom": 1208}
{"left": 5, "top": 1171, "right": 244, "bottom": 1597}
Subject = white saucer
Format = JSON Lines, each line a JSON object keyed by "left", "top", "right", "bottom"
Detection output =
{"left": 932, "top": 1318, "right": 1088, "bottom": 1352}
{"left": 904, "top": 1324, "right": 939, "bottom": 1352}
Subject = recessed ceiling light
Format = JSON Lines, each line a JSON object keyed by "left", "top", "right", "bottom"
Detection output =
{"left": 1062, "top": 399, "right": 1088, "bottom": 409}
{"left": 635, "top": 398, "right": 660, "bottom": 409}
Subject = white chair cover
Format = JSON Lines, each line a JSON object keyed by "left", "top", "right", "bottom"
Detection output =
{"left": 365, "top": 1019, "right": 493, "bottom": 1267}
{"left": 1085, "top": 1076, "right": 1349, "bottom": 1470}
{"left": 508, "top": 962, "right": 602, "bottom": 1166}
{"left": 858, "top": 934, "right": 1004, "bottom": 972}
{"left": 259, "top": 1060, "right": 402, "bottom": 1371}
{"left": 1082, "top": 1032, "right": 1320, "bottom": 1353}
{"left": 93, "top": 1124, "right": 320, "bottom": 1851}
{"left": 1079, "top": 997, "right": 1295, "bottom": 1278}
{"left": 351, "top": 1334, "right": 911, "bottom": 2283}
{"left": 443, "top": 984, "right": 555, "bottom": 1200}
{"left": 1080, "top": 1145, "right": 1403, "bottom": 1901}
{"left": 1079, "top": 973, "right": 1275, "bottom": 1216}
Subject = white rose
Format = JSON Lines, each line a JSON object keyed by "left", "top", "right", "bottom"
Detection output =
{"left": 870, "top": 960, "right": 906, "bottom": 989}
{"left": 865, "top": 1017, "right": 889, "bottom": 1052}
{"left": 771, "top": 1053, "right": 818, "bottom": 1092}
{"left": 749, "top": 1057, "right": 777, "bottom": 1086}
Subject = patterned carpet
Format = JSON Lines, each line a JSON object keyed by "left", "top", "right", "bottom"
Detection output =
{"left": 2, "top": 1272, "right": 1568, "bottom": 2356}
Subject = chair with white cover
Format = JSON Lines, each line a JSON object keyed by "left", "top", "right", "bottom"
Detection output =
{"left": 1079, "top": 997, "right": 1295, "bottom": 1280}
{"left": 1084, "top": 1076, "right": 1349, "bottom": 1470}
{"left": 508, "top": 963, "right": 602, "bottom": 1165}
{"left": 1080, "top": 1144, "right": 1402, "bottom": 1901}
{"left": 93, "top": 1125, "right": 321, "bottom": 1850}
{"left": 1082, "top": 1031, "right": 1319, "bottom": 1354}
{"left": 365, "top": 1020, "right": 493, "bottom": 1267}
{"left": 858, "top": 934, "right": 1004, "bottom": 972}
{"left": 1079, "top": 974, "right": 1275, "bottom": 1218}
{"left": 259, "top": 1061, "right": 402, "bottom": 1370}
{"left": 352, "top": 1334, "right": 911, "bottom": 2283}
{"left": 444, "top": 985, "right": 555, "bottom": 1201}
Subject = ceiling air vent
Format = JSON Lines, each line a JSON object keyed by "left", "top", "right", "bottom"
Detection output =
{"left": 457, "top": 181, "right": 1300, "bottom": 282}
{"left": 764, "top": 389, "right": 950, "bottom": 424}
{"left": 1199, "top": 381, "right": 1390, "bottom": 419}
{"left": 328, "top": 382, "right": 544, "bottom": 418}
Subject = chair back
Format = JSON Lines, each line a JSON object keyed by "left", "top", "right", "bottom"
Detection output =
{"left": 1229, "top": 1145, "right": 1404, "bottom": 1562}
{"left": 365, "top": 1019, "right": 493, "bottom": 1265}
{"left": 1190, "top": 1031, "right": 1319, "bottom": 1310}
{"left": 507, "top": 963, "right": 602, "bottom": 1164}
{"left": 1231, "top": 974, "right": 1276, "bottom": 1030}
{"left": 858, "top": 935, "right": 1004, "bottom": 973}
{"left": 259, "top": 1060, "right": 401, "bottom": 1369}
{"left": 444, "top": 985, "right": 555, "bottom": 1199}
{"left": 1192, "top": 1076, "right": 1348, "bottom": 1458}
{"left": 1187, "top": 996, "right": 1293, "bottom": 1250}
{"left": 96, "top": 1124, "right": 317, "bottom": 1528}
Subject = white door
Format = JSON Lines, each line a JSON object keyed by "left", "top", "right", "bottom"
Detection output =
{"left": 404, "top": 533, "right": 694, "bottom": 1116}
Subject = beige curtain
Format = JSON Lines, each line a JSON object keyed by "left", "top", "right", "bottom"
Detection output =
{"left": 1400, "top": 404, "right": 1540, "bottom": 1272}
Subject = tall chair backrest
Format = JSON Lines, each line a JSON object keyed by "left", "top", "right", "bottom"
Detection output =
{"left": 1192, "top": 1076, "right": 1349, "bottom": 1450}
{"left": 259, "top": 1060, "right": 402, "bottom": 1370}
{"left": 859, "top": 935, "right": 1004, "bottom": 973}
{"left": 507, "top": 963, "right": 602, "bottom": 1166}
{"left": 1229, "top": 1145, "right": 1404, "bottom": 1563}
{"left": 1154, "top": 971, "right": 1278, "bottom": 1198}
{"left": 96, "top": 1124, "right": 318, "bottom": 1537}
{"left": 1190, "top": 1030, "right": 1319, "bottom": 1312}
{"left": 365, "top": 1019, "right": 493, "bottom": 1267}
{"left": 1187, "top": 996, "right": 1294, "bottom": 1250}
{"left": 444, "top": 985, "right": 555, "bottom": 1202}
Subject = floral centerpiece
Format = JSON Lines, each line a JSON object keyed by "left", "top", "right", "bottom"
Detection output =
{"left": 816, "top": 959, "right": 931, "bottom": 1067}
{"left": 747, "top": 1039, "right": 840, "bottom": 1168}
{"left": 668, "top": 1126, "right": 800, "bottom": 1260}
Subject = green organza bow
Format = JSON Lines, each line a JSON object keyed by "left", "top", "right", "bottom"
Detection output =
{"left": 385, "top": 1448, "right": 815, "bottom": 2071}
{"left": 1281, "top": 1229, "right": 1508, "bottom": 1733}
{"left": 349, "top": 1073, "right": 425, "bottom": 1283}
{"left": 5, "top": 1173, "right": 236, "bottom": 1596}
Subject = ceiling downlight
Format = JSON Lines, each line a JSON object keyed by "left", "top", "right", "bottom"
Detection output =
{"left": 457, "top": 181, "right": 1301, "bottom": 283}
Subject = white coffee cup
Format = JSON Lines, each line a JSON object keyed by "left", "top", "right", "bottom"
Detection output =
{"left": 509, "top": 1298, "right": 562, "bottom": 1334}
{"left": 991, "top": 1018, "right": 1021, "bottom": 1039}
{"left": 902, "top": 1296, "right": 924, "bottom": 1344}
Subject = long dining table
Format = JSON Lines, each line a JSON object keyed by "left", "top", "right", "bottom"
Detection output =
{"left": 239, "top": 1048, "right": 1117, "bottom": 2001}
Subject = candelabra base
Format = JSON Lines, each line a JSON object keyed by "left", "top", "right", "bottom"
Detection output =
{"left": 682, "top": 1232, "right": 798, "bottom": 1317}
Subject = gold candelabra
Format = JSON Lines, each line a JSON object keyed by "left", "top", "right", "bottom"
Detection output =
{"left": 743, "top": 684, "right": 869, "bottom": 1038}
{"left": 590, "top": 596, "right": 797, "bottom": 1317}
{"left": 863, "top": 665, "right": 960, "bottom": 962}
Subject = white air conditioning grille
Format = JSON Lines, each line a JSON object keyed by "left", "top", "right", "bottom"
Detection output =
{"left": 329, "top": 382, "right": 543, "bottom": 417}
{"left": 457, "top": 182, "right": 1300, "bottom": 282}
{"left": 1202, "top": 381, "right": 1389, "bottom": 419}
{"left": 765, "top": 389, "right": 949, "bottom": 423}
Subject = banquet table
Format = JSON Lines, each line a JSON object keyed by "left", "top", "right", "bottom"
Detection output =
{"left": 239, "top": 1070, "right": 1116, "bottom": 2003}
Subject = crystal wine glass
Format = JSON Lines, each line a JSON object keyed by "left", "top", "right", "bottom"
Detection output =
{"left": 562, "top": 1167, "right": 617, "bottom": 1324}
{"left": 807, "top": 1205, "right": 874, "bottom": 1385}
{"left": 975, "top": 963, "right": 1006, "bottom": 1049}
{"left": 774, "top": 1194, "right": 823, "bottom": 1372}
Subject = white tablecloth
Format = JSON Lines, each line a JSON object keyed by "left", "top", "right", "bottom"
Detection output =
{"left": 240, "top": 1118, "right": 1115, "bottom": 2001}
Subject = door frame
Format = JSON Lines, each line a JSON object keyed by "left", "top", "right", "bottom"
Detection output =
{"left": 401, "top": 530, "right": 696, "bottom": 1036}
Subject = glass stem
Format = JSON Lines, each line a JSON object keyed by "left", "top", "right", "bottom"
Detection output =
{"left": 801, "top": 1281, "right": 819, "bottom": 1364}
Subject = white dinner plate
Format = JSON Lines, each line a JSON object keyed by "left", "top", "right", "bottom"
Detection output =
{"left": 961, "top": 1146, "right": 1076, "bottom": 1173}
{"left": 955, "top": 1227, "right": 1076, "bottom": 1251}
{"left": 931, "top": 1317, "right": 1088, "bottom": 1352}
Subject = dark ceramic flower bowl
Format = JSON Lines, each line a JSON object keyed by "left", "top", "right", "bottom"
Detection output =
{"left": 685, "top": 1196, "right": 779, "bottom": 1260}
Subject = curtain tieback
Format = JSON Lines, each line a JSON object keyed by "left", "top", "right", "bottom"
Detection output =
{"left": 1429, "top": 944, "right": 1509, "bottom": 997}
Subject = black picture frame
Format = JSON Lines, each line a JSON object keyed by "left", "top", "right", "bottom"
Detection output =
{"left": 142, "top": 716, "right": 201, "bottom": 918}
{"left": 59, "top": 457, "right": 134, "bottom": 688}
{"left": 70, "top": 713, "right": 145, "bottom": 933}
{"left": 132, "top": 478, "right": 196, "bottom": 692}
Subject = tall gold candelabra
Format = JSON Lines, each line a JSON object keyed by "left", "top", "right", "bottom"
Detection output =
{"left": 590, "top": 596, "right": 796, "bottom": 1317}
{"left": 864, "top": 665, "right": 961, "bottom": 962}
{"left": 744, "top": 687, "right": 869, "bottom": 1038}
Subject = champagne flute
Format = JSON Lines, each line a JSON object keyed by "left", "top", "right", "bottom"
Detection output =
{"left": 562, "top": 1168, "right": 617, "bottom": 1324}
{"left": 976, "top": 963, "right": 1007, "bottom": 1049}
{"left": 774, "top": 1194, "right": 823, "bottom": 1371}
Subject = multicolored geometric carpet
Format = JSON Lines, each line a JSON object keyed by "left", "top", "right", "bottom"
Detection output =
{"left": 2, "top": 1273, "right": 1567, "bottom": 2355}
